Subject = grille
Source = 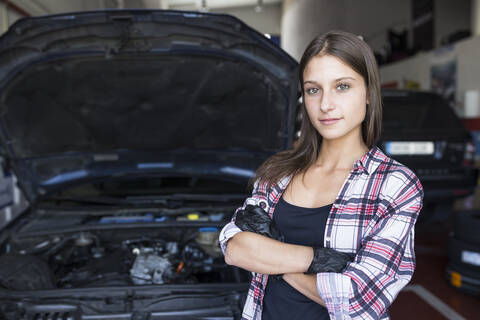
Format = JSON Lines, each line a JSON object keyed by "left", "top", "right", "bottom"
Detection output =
{"left": 20, "top": 304, "right": 80, "bottom": 320}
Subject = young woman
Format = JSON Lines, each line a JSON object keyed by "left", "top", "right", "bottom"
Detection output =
{"left": 219, "top": 30, "right": 424, "bottom": 320}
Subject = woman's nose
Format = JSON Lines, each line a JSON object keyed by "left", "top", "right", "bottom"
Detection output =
{"left": 319, "top": 94, "right": 335, "bottom": 112}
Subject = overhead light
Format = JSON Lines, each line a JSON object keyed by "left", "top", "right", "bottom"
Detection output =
{"left": 255, "top": 0, "right": 263, "bottom": 13}
{"left": 199, "top": 0, "right": 209, "bottom": 12}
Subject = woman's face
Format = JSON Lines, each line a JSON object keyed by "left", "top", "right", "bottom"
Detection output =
{"left": 303, "top": 54, "right": 368, "bottom": 144}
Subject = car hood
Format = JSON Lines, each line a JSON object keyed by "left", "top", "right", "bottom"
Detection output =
{"left": 0, "top": 10, "right": 298, "bottom": 201}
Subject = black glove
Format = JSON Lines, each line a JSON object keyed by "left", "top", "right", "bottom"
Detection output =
{"left": 234, "top": 204, "right": 284, "bottom": 281}
{"left": 234, "top": 205, "right": 284, "bottom": 242}
{"left": 305, "top": 247, "right": 355, "bottom": 274}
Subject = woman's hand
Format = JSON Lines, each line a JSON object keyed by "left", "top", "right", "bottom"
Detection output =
{"left": 234, "top": 205, "right": 284, "bottom": 242}
{"left": 305, "top": 247, "right": 355, "bottom": 274}
{"left": 233, "top": 205, "right": 285, "bottom": 279}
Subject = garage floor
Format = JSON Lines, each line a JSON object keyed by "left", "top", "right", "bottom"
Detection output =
{"left": 390, "top": 218, "right": 479, "bottom": 319}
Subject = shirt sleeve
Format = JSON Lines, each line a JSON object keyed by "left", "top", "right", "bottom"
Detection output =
{"left": 219, "top": 179, "right": 269, "bottom": 255}
{"left": 316, "top": 172, "right": 424, "bottom": 320}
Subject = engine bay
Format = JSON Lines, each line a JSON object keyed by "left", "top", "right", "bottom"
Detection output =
{"left": 0, "top": 227, "right": 248, "bottom": 290}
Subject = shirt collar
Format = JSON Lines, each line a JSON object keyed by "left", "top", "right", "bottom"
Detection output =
{"left": 353, "top": 145, "right": 388, "bottom": 175}
{"left": 277, "top": 145, "right": 387, "bottom": 189}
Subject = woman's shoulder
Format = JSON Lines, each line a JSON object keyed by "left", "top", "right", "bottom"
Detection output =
{"left": 368, "top": 146, "right": 424, "bottom": 199}
{"left": 252, "top": 174, "right": 292, "bottom": 195}
{"left": 367, "top": 146, "right": 418, "bottom": 178}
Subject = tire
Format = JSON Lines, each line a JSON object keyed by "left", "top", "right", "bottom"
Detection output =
{"left": 454, "top": 210, "right": 480, "bottom": 244}
{"left": 446, "top": 262, "right": 480, "bottom": 296}
{"left": 447, "top": 236, "right": 480, "bottom": 271}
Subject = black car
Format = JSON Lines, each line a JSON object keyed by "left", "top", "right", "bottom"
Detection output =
{"left": 0, "top": 10, "right": 298, "bottom": 319}
{"left": 380, "top": 89, "right": 478, "bottom": 218}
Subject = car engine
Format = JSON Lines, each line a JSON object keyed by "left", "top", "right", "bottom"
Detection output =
{"left": 129, "top": 245, "right": 176, "bottom": 285}
{"left": 0, "top": 227, "right": 245, "bottom": 290}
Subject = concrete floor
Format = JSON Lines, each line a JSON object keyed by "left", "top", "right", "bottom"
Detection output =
{"left": 390, "top": 219, "right": 479, "bottom": 319}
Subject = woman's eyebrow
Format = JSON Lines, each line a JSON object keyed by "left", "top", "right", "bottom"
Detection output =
{"left": 303, "top": 76, "right": 356, "bottom": 85}
{"left": 335, "top": 76, "right": 356, "bottom": 82}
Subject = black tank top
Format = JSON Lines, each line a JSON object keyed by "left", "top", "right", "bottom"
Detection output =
{"left": 262, "top": 196, "right": 331, "bottom": 320}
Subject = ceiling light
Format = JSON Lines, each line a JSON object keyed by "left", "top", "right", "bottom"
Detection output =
{"left": 255, "top": 0, "right": 263, "bottom": 13}
{"left": 199, "top": 0, "right": 209, "bottom": 12}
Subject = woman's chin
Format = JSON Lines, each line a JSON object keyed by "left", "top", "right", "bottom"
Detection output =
{"left": 318, "top": 128, "right": 363, "bottom": 143}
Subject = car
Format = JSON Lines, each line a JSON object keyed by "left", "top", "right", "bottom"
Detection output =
{"left": 379, "top": 89, "right": 478, "bottom": 220}
{"left": 0, "top": 9, "right": 298, "bottom": 319}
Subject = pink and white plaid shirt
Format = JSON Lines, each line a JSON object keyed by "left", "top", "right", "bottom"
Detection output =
{"left": 219, "top": 146, "right": 424, "bottom": 320}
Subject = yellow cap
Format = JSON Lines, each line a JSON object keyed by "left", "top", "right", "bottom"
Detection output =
{"left": 187, "top": 213, "right": 199, "bottom": 220}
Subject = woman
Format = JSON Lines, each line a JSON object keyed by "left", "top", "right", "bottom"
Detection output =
{"left": 219, "top": 30, "right": 423, "bottom": 320}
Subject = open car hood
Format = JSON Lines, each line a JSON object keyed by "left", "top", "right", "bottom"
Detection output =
{"left": 0, "top": 10, "right": 298, "bottom": 201}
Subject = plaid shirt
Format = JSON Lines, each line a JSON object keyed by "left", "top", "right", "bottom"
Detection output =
{"left": 219, "top": 146, "right": 424, "bottom": 320}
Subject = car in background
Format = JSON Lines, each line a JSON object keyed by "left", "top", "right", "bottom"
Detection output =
{"left": 380, "top": 89, "right": 478, "bottom": 220}
{"left": 0, "top": 10, "right": 298, "bottom": 319}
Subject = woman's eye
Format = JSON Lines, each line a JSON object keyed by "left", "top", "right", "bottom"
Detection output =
{"left": 306, "top": 88, "right": 319, "bottom": 95}
{"left": 337, "top": 83, "right": 350, "bottom": 91}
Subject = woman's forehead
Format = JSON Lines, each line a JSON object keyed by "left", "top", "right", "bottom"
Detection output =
{"left": 303, "top": 55, "right": 362, "bottom": 82}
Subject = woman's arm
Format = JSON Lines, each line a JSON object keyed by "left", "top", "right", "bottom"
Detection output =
{"left": 225, "top": 231, "right": 313, "bottom": 275}
{"left": 316, "top": 183, "right": 424, "bottom": 319}
{"left": 282, "top": 273, "right": 326, "bottom": 306}
{"left": 225, "top": 232, "right": 327, "bottom": 306}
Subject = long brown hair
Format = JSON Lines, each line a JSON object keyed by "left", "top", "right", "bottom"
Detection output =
{"left": 252, "top": 30, "right": 382, "bottom": 189}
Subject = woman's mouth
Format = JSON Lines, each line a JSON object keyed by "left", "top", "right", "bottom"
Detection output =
{"left": 320, "top": 118, "right": 340, "bottom": 125}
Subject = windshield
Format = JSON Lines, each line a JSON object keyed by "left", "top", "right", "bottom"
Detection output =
{"left": 383, "top": 94, "right": 465, "bottom": 131}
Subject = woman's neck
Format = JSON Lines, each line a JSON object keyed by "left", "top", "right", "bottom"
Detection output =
{"left": 314, "top": 135, "right": 369, "bottom": 172}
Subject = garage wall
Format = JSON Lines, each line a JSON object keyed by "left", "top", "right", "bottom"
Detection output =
{"left": 0, "top": 1, "right": 24, "bottom": 32}
{"left": 0, "top": 3, "right": 6, "bottom": 32}
{"left": 379, "top": 52, "right": 432, "bottom": 90}
{"left": 380, "top": 35, "right": 480, "bottom": 116}
{"left": 281, "top": 0, "right": 345, "bottom": 61}
{"left": 211, "top": 3, "right": 282, "bottom": 36}
{"left": 6, "top": 6, "right": 21, "bottom": 24}
{"left": 435, "top": 0, "right": 471, "bottom": 47}
{"left": 281, "top": 0, "right": 410, "bottom": 61}
{"left": 342, "top": 0, "right": 411, "bottom": 54}
{"left": 281, "top": 0, "right": 471, "bottom": 62}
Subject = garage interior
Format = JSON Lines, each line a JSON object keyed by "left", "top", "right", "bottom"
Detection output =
{"left": 0, "top": 0, "right": 479, "bottom": 319}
